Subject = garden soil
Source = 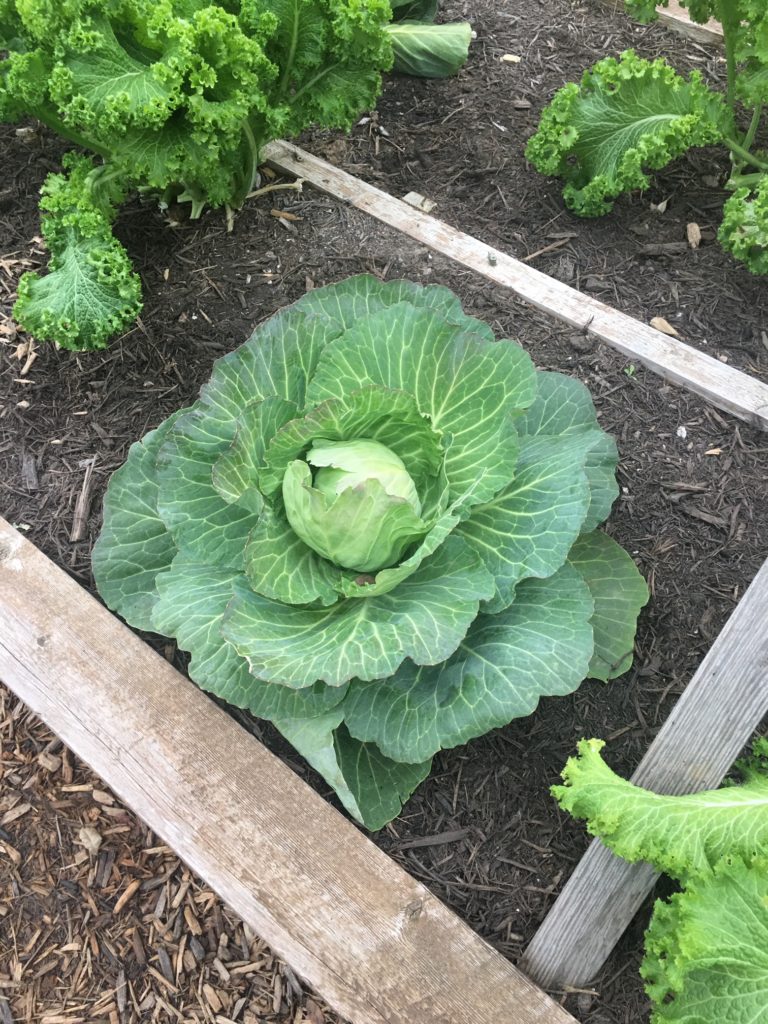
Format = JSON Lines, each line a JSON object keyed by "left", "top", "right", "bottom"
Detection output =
{"left": 2, "top": 1, "right": 767, "bottom": 1021}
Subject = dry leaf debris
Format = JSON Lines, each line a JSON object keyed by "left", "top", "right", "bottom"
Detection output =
{"left": 0, "top": 685, "right": 346, "bottom": 1024}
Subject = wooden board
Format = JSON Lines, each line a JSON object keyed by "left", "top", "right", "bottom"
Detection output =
{"left": 0, "top": 517, "right": 576, "bottom": 1024}
{"left": 520, "top": 556, "right": 768, "bottom": 988}
{"left": 601, "top": 0, "right": 723, "bottom": 44}
{"left": 656, "top": 0, "right": 723, "bottom": 44}
{"left": 263, "top": 141, "right": 768, "bottom": 433}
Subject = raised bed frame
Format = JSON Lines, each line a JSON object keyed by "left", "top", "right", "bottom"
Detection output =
{"left": 3, "top": 6, "right": 766, "bottom": 1019}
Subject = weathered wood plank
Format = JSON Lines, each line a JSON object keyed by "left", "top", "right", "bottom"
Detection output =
{"left": 521, "top": 556, "right": 768, "bottom": 988}
{"left": 0, "top": 518, "right": 576, "bottom": 1024}
{"left": 600, "top": 0, "right": 723, "bottom": 44}
{"left": 656, "top": 0, "right": 723, "bottom": 44}
{"left": 263, "top": 142, "right": 768, "bottom": 432}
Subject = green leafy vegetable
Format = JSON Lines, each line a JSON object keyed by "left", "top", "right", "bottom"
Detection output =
{"left": 93, "top": 275, "right": 647, "bottom": 829}
{"left": 527, "top": 2, "right": 768, "bottom": 274}
{"left": 2, "top": 0, "right": 394, "bottom": 348}
{"left": 386, "top": 0, "right": 471, "bottom": 78}
{"left": 554, "top": 737, "right": 768, "bottom": 1024}
{"left": 642, "top": 859, "right": 768, "bottom": 1023}
{"left": 719, "top": 178, "right": 768, "bottom": 274}
{"left": 526, "top": 51, "right": 727, "bottom": 217}
{"left": 386, "top": 21, "right": 471, "bottom": 78}
{"left": 553, "top": 737, "right": 768, "bottom": 881}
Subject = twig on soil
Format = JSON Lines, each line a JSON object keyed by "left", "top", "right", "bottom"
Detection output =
{"left": 69, "top": 457, "right": 97, "bottom": 543}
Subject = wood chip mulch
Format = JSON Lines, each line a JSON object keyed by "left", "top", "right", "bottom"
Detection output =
{"left": 0, "top": 684, "right": 347, "bottom": 1024}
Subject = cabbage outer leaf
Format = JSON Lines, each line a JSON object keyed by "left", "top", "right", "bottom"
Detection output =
{"left": 567, "top": 531, "right": 648, "bottom": 681}
{"left": 222, "top": 535, "right": 494, "bottom": 687}
{"left": 526, "top": 51, "right": 729, "bottom": 216}
{"left": 517, "top": 371, "right": 619, "bottom": 532}
{"left": 552, "top": 738, "right": 768, "bottom": 881}
{"left": 641, "top": 859, "right": 768, "bottom": 1024}
{"left": 152, "top": 560, "right": 347, "bottom": 719}
{"left": 91, "top": 408, "right": 187, "bottom": 631}
{"left": 274, "top": 714, "right": 431, "bottom": 831}
{"left": 156, "top": 308, "right": 342, "bottom": 567}
{"left": 342, "top": 563, "right": 594, "bottom": 762}
{"left": 457, "top": 431, "right": 600, "bottom": 613}
{"left": 386, "top": 22, "right": 471, "bottom": 78}
{"left": 212, "top": 396, "right": 299, "bottom": 513}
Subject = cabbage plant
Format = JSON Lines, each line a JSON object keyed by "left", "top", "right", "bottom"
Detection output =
{"left": 93, "top": 276, "right": 648, "bottom": 829}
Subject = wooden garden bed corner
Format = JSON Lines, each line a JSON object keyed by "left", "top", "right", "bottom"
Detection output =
{"left": 0, "top": 517, "right": 578, "bottom": 1024}
{"left": 521, "top": 555, "right": 768, "bottom": 988}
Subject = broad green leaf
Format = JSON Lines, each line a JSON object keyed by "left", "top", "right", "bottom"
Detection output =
{"left": 222, "top": 536, "right": 494, "bottom": 687}
{"left": 342, "top": 564, "right": 594, "bottom": 762}
{"left": 307, "top": 302, "right": 536, "bottom": 505}
{"left": 266, "top": 0, "right": 393, "bottom": 139}
{"left": 274, "top": 709, "right": 363, "bottom": 821}
{"left": 567, "top": 531, "right": 649, "bottom": 680}
{"left": 92, "top": 410, "right": 185, "bottom": 632}
{"left": 387, "top": 22, "right": 471, "bottom": 78}
{"left": 152, "top": 560, "right": 347, "bottom": 719}
{"left": 390, "top": 0, "right": 438, "bottom": 22}
{"left": 642, "top": 860, "right": 768, "bottom": 1024}
{"left": 244, "top": 502, "right": 342, "bottom": 606}
{"left": 52, "top": 15, "right": 178, "bottom": 131}
{"left": 260, "top": 386, "right": 443, "bottom": 496}
{"left": 457, "top": 430, "right": 601, "bottom": 613}
{"left": 517, "top": 370, "right": 619, "bottom": 531}
{"left": 156, "top": 310, "right": 342, "bottom": 567}
{"left": 526, "top": 51, "right": 728, "bottom": 216}
{"left": 552, "top": 739, "right": 768, "bottom": 881}
{"left": 291, "top": 274, "right": 495, "bottom": 340}
{"left": 273, "top": 715, "right": 431, "bottom": 830}
{"left": 334, "top": 724, "right": 432, "bottom": 831}
{"left": 212, "top": 397, "right": 299, "bottom": 513}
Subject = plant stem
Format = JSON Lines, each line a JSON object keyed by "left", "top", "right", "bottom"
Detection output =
{"left": 726, "top": 172, "right": 765, "bottom": 191}
{"left": 742, "top": 104, "right": 763, "bottom": 152}
{"left": 716, "top": 0, "right": 739, "bottom": 112}
{"left": 33, "top": 108, "right": 111, "bottom": 159}
{"left": 725, "top": 138, "right": 768, "bottom": 172}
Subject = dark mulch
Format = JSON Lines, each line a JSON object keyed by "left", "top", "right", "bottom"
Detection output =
{"left": 304, "top": 0, "right": 768, "bottom": 371}
{"left": 2, "top": 2, "right": 768, "bottom": 1022}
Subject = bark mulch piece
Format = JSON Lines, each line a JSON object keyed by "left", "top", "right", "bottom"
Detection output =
{"left": 0, "top": 684, "right": 345, "bottom": 1024}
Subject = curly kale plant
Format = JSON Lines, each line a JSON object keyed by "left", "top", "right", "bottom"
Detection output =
{"left": 2, "top": 0, "right": 394, "bottom": 350}
{"left": 92, "top": 276, "right": 648, "bottom": 829}
{"left": 554, "top": 738, "right": 768, "bottom": 1024}
{"left": 526, "top": 1, "right": 768, "bottom": 274}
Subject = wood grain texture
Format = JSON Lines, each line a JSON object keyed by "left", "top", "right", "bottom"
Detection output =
{"left": 521, "top": 556, "right": 768, "bottom": 988}
{"left": 657, "top": 0, "right": 723, "bottom": 44}
{"left": 0, "top": 518, "right": 576, "bottom": 1024}
{"left": 263, "top": 142, "right": 768, "bottom": 432}
{"left": 601, "top": 0, "right": 723, "bottom": 44}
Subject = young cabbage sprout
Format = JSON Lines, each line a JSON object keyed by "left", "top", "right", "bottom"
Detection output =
{"left": 283, "top": 438, "right": 427, "bottom": 572}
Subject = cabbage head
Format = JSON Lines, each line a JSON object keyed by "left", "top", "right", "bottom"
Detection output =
{"left": 92, "top": 276, "right": 648, "bottom": 829}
